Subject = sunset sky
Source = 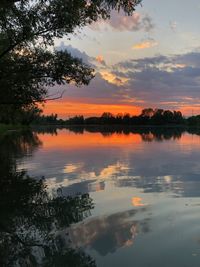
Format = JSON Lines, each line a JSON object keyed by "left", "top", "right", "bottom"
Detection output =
{"left": 44, "top": 0, "right": 200, "bottom": 118}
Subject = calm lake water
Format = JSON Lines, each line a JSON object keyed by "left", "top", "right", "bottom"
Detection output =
{"left": 2, "top": 127, "right": 200, "bottom": 266}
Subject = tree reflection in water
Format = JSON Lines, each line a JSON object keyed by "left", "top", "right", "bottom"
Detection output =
{"left": 0, "top": 131, "right": 96, "bottom": 267}
{"left": 65, "top": 125, "right": 185, "bottom": 141}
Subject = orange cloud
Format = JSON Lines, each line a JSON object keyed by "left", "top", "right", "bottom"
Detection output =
{"left": 174, "top": 63, "right": 186, "bottom": 69}
{"left": 100, "top": 71, "right": 129, "bottom": 86}
{"left": 90, "top": 12, "right": 153, "bottom": 32}
{"left": 132, "top": 40, "right": 158, "bottom": 50}
{"left": 159, "top": 63, "right": 187, "bottom": 72}
{"left": 96, "top": 55, "right": 105, "bottom": 65}
{"left": 132, "top": 197, "right": 145, "bottom": 207}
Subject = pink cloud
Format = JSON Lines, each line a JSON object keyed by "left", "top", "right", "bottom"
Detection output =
{"left": 90, "top": 11, "right": 154, "bottom": 32}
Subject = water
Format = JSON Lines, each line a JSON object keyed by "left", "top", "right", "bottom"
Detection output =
{"left": 2, "top": 127, "right": 200, "bottom": 266}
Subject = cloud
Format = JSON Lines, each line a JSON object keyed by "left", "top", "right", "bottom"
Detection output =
{"left": 47, "top": 44, "right": 200, "bottom": 116}
{"left": 96, "top": 55, "right": 106, "bottom": 66}
{"left": 132, "top": 197, "right": 145, "bottom": 207}
{"left": 132, "top": 39, "right": 158, "bottom": 50}
{"left": 55, "top": 42, "right": 93, "bottom": 66}
{"left": 90, "top": 11, "right": 154, "bottom": 32}
{"left": 56, "top": 42, "right": 107, "bottom": 69}
{"left": 113, "top": 51, "right": 200, "bottom": 111}
{"left": 100, "top": 71, "right": 129, "bottom": 86}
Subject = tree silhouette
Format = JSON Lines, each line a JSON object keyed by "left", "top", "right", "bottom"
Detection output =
{"left": 0, "top": 0, "right": 142, "bottom": 123}
{"left": 65, "top": 109, "right": 185, "bottom": 126}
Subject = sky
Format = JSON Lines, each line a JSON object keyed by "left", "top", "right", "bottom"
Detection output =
{"left": 44, "top": 0, "right": 200, "bottom": 118}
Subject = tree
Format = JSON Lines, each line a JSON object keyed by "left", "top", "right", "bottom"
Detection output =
{"left": 140, "top": 108, "right": 154, "bottom": 118}
{"left": 123, "top": 113, "right": 131, "bottom": 124}
{"left": 101, "top": 112, "right": 115, "bottom": 124}
{"left": 163, "top": 110, "right": 174, "bottom": 123}
{"left": 0, "top": 0, "right": 142, "bottom": 123}
{"left": 151, "top": 109, "right": 164, "bottom": 125}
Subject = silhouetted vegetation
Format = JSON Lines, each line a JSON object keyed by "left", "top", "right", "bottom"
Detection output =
{"left": 187, "top": 115, "right": 200, "bottom": 126}
{"left": 65, "top": 109, "right": 186, "bottom": 126}
{"left": 27, "top": 108, "right": 200, "bottom": 128}
{"left": 32, "top": 112, "right": 61, "bottom": 125}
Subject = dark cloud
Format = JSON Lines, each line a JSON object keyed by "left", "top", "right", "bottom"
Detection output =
{"left": 112, "top": 51, "right": 200, "bottom": 108}
{"left": 55, "top": 42, "right": 93, "bottom": 65}
{"left": 51, "top": 72, "right": 126, "bottom": 105}
{"left": 56, "top": 42, "right": 107, "bottom": 67}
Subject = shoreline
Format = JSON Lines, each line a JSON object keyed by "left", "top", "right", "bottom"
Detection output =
{"left": 31, "top": 124, "right": 200, "bottom": 128}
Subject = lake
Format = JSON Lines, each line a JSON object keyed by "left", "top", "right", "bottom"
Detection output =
{"left": 2, "top": 127, "right": 200, "bottom": 266}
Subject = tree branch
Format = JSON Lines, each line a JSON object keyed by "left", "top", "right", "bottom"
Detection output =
{"left": 0, "top": 90, "right": 66, "bottom": 104}
{"left": 43, "top": 90, "right": 65, "bottom": 102}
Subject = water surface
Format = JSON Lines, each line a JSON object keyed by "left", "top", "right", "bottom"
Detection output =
{"left": 2, "top": 127, "right": 200, "bottom": 266}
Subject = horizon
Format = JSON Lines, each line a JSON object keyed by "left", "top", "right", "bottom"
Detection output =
{"left": 42, "top": 103, "right": 198, "bottom": 119}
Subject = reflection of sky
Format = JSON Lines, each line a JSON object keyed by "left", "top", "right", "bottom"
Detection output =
{"left": 81, "top": 197, "right": 200, "bottom": 267}
{"left": 68, "top": 208, "right": 149, "bottom": 256}
{"left": 19, "top": 129, "right": 200, "bottom": 200}
{"left": 43, "top": 0, "right": 200, "bottom": 117}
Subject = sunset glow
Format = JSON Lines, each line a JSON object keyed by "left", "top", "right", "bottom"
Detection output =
{"left": 43, "top": 99, "right": 200, "bottom": 118}
{"left": 43, "top": 100, "right": 141, "bottom": 118}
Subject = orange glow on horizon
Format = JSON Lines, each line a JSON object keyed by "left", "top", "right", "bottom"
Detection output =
{"left": 43, "top": 100, "right": 141, "bottom": 118}
{"left": 42, "top": 99, "right": 200, "bottom": 119}
{"left": 179, "top": 106, "right": 200, "bottom": 117}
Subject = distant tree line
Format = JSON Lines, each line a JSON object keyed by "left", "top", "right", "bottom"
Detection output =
{"left": 3, "top": 107, "right": 200, "bottom": 127}
{"left": 187, "top": 115, "right": 200, "bottom": 126}
{"left": 66, "top": 108, "right": 186, "bottom": 126}
{"left": 31, "top": 108, "right": 200, "bottom": 126}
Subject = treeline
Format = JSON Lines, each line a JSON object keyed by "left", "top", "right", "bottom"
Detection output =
{"left": 187, "top": 115, "right": 200, "bottom": 126}
{"left": 66, "top": 108, "right": 185, "bottom": 126}
{"left": 32, "top": 113, "right": 63, "bottom": 125}
{"left": 7, "top": 107, "right": 200, "bottom": 127}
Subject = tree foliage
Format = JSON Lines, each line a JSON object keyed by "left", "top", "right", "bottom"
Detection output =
{"left": 0, "top": 0, "right": 142, "bottom": 123}
{"left": 65, "top": 108, "right": 185, "bottom": 125}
